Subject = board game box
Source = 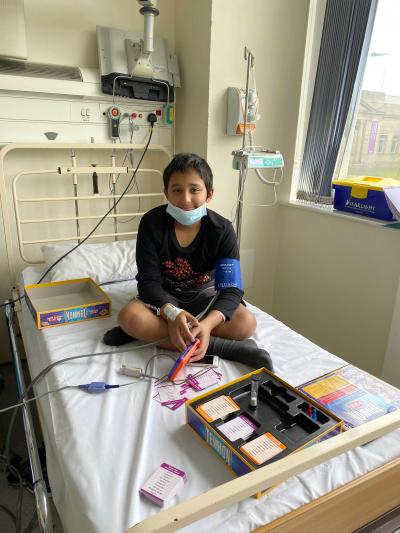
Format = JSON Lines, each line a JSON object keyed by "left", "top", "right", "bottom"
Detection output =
{"left": 298, "top": 365, "right": 400, "bottom": 429}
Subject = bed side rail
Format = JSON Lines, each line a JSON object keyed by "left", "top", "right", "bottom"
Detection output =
{"left": 5, "top": 301, "right": 54, "bottom": 533}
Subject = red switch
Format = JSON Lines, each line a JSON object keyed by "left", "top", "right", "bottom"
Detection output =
{"left": 131, "top": 112, "right": 137, "bottom": 118}
{"left": 156, "top": 109, "right": 162, "bottom": 116}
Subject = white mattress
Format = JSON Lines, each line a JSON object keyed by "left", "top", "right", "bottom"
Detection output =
{"left": 19, "top": 266, "right": 400, "bottom": 533}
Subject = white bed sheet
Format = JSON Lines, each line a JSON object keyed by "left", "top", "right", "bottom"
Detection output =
{"left": 19, "top": 266, "right": 400, "bottom": 533}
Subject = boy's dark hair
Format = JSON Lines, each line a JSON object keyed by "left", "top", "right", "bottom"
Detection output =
{"left": 163, "top": 153, "right": 213, "bottom": 193}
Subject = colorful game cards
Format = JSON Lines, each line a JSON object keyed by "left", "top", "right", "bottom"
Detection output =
{"left": 196, "top": 395, "right": 240, "bottom": 423}
{"left": 154, "top": 368, "right": 223, "bottom": 411}
{"left": 140, "top": 463, "right": 187, "bottom": 507}
{"left": 240, "top": 433, "right": 286, "bottom": 465}
{"left": 217, "top": 415, "right": 257, "bottom": 442}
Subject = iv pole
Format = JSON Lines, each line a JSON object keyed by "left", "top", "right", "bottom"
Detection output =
{"left": 236, "top": 47, "right": 254, "bottom": 248}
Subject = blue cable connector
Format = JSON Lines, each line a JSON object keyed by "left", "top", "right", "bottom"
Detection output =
{"left": 78, "top": 382, "right": 120, "bottom": 393}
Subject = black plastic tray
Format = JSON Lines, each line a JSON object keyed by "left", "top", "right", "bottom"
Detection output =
{"left": 190, "top": 370, "right": 341, "bottom": 468}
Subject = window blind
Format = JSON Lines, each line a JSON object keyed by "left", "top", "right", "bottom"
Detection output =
{"left": 296, "top": 0, "right": 378, "bottom": 205}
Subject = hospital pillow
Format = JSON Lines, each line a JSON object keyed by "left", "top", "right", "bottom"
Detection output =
{"left": 41, "top": 239, "right": 137, "bottom": 284}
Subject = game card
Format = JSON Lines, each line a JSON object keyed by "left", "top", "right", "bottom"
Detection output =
{"left": 240, "top": 432, "right": 286, "bottom": 465}
{"left": 196, "top": 395, "right": 240, "bottom": 423}
{"left": 158, "top": 384, "right": 183, "bottom": 405}
{"left": 217, "top": 415, "right": 257, "bottom": 442}
{"left": 188, "top": 369, "right": 221, "bottom": 391}
{"left": 140, "top": 463, "right": 187, "bottom": 507}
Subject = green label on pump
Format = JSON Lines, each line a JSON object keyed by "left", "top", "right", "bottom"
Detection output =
{"left": 247, "top": 154, "right": 284, "bottom": 168}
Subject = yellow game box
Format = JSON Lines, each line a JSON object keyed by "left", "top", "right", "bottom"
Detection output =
{"left": 24, "top": 278, "right": 111, "bottom": 329}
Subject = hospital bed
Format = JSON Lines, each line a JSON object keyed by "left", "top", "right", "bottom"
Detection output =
{"left": 2, "top": 143, "right": 400, "bottom": 533}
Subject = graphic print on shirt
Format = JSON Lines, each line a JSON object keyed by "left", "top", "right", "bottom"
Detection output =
{"left": 162, "top": 257, "right": 212, "bottom": 289}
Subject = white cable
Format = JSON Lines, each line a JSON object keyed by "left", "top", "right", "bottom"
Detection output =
{"left": 231, "top": 166, "right": 248, "bottom": 224}
{"left": 0, "top": 373, "right": 163, "bottom": 415}
{"left": 247, "top": 131, "right": 282, "bottom": 204}
{"left": 108, "top": 131, "right": 144, "bottom": 224}
{"left": 0, "top": 385, "right": 78, "bottom": 414}
{"left": 232, "top": 159, "right": 281, "bottom": 211}
{"left": 172, "top": 74, "right": 176, "bottom": 155}
{"left": 255, "top": 167, "right": 284, "bottom": 186}
{"left": 238, "top": 187, "right": 278, "bottom": 207}
{"left": 112, "top": 74, "right": 131, "bottom": 105}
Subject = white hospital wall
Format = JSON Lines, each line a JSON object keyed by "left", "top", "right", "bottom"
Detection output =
{"left": 174, "top": 0, "right": 211, "bottom": 158}
{"left": 23, "top": 0, "right": 175, "bottom": 67}
{"left": 268, "top": 4, "right": 400, "bottom": 379}
{"left": 175, "top": 0, "right": 309, "bottom": 311}
{"left": 174, "top": 0, "right": 400, "bottom": 378}
{"left": 0, "top": 0, "right": 176, "bottom": 362}
{"left": 273, "top": 206, "right": 400, "bottom": 377}
{"left": 382, "top": 277, "right": 400, "bottom": 386}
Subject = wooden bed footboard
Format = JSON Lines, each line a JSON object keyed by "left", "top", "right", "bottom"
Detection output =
{"left": 258, "top": 457, "right": 400, "bottom": 532}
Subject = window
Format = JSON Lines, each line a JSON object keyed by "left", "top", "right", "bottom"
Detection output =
{"left": 295, "top": 0, "right": 400, "bottom": 207}
{"left": 377, "top": 134, "right": 387, "bottom": 153}
{"left": 390, "top": 135, "right": 399, "bottom": 153}
{"left": 295, "top": 0, "right": 377, "bottom": 205}
{"left": 337, "top": 0, "right": 400, "bottom": 181}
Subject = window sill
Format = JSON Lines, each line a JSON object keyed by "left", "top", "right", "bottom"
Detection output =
{"left": 279, "top": 200, "right": 399, "bottom": 229}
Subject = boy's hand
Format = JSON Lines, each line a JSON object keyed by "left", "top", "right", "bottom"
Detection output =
{"left": 188, "top": 322, "right": 212, "bottom": 361}
{"left": 166, "top": 310, "right": 199, "bottom": 352}
{"left": 189, "top": 310, "right": 225, "bottom": 361}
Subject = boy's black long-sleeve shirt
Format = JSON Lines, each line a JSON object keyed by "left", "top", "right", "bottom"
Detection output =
{"left": 136, "top": 205, "right": 244, "bottom": 320}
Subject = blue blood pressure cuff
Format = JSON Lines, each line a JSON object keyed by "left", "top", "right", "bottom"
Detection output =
{"left": 215, "top": 258, "right": 243, "bottom": 290}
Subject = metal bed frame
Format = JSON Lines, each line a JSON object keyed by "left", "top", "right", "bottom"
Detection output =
{"left": 1, "top": 142, "right": 170, "bottom": 532}
{"left": 2, "top": 143, "right": 400, "bottom": 533}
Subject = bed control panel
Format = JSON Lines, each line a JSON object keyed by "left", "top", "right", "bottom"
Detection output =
{"left": 186, "top": 369, "right": 343, "bottom": 498}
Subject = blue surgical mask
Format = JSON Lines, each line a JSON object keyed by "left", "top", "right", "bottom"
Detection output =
{"left": 166, "top": 202, "right": 207, "bottom": 225}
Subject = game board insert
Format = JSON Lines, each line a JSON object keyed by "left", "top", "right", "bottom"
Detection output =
{"left": 189, "top": 369, "right": 342, "bottom": 470}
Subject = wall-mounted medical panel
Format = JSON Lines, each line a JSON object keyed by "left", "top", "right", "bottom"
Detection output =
{"left": 0, "top": 93, "right": 172, "bottom": 145}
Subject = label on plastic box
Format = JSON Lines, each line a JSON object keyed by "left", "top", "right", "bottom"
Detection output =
{"left": 40, "top": 303, "right": 110, "bottom": 328}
